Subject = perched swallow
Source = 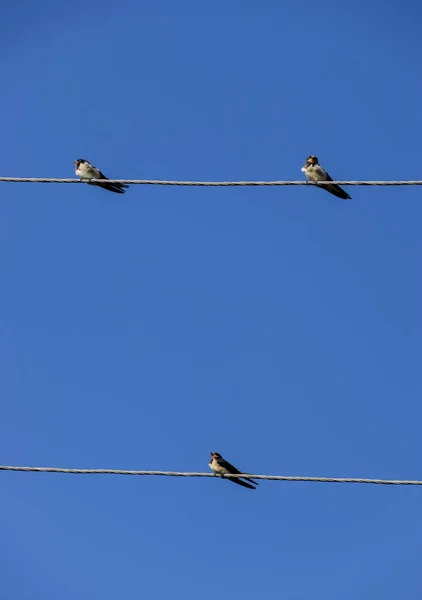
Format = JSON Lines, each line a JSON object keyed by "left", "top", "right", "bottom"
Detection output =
{"left": 301, "top": 155, "right": 351, "bottom": 200}
{"left": 74, "top": 159, "right": 129, "bottom": 194}
{"left": 209, "top": 452, "right": 259, "bottom": 490}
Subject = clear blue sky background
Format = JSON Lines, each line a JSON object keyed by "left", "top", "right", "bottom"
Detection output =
{"left": 1, "top": 1, "right": 421, "bottom": 598}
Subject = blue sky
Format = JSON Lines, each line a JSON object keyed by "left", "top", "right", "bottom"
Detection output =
{"left": 1, "top": 1, "right": 422, "bottom": 598}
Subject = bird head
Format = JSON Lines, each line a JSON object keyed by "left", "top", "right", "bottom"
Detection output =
{"left": 210, "top": 452, "right": 222, "bottom": 459}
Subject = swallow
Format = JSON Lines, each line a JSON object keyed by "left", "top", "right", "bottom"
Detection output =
{"left": 74, "top": 159, "right": 129, "bottom": 194}
{"left": 209, "top": 452, "right": 259, "bottom": 490}
{"left": 301, "top": 155, "right": 351, "bottom": 200}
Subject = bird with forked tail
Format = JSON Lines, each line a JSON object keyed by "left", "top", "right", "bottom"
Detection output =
{"left": 74, "top": 159, "right": 129, "bottom": 194}
{"left": 209, "top": 452, "right": 259, "bottom": 490}
{"left": 301, "top": 155, "right": 351, "bottom": 200}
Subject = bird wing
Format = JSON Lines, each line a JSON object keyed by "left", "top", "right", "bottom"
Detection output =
{"left": 324, "top": 184, "right": 352, "bottom": 200}
{"left": 317, "top": 169, "right": 351, "bottom": 200}
{"left": 87, "top": 170, "right": 129, "bottom": 194}
{"left": 218, "top": 457, "right": 259, "bottom": 486}
{"left": 227, "top": 477, "right": 256, "bottom": 490}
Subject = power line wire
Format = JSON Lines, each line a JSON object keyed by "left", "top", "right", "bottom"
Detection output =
{"left": 1, "top": 465, "right": 421, "bottom": 485}
{"left": 1, "top": 177, "right": 422, "bottom": 187}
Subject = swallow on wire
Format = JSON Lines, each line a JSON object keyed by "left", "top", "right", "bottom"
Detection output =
{"left": 301, "top": 155, "right": 351, "bottom": 200}
{"left": 74, "top": 159, "right": 129, "bottom": 194}
{"left": 209, "top": 452, "right": 259, "bottom": 490}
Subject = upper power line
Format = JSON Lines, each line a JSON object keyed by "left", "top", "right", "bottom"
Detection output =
{"left": 1, "top": 177, "right": 422, "bottom": 187}
{"left": 1, "top": 465, "right": 421, "bottom": 486}
{"left": 0, "top": 177, "right": 422, "bottom": 187}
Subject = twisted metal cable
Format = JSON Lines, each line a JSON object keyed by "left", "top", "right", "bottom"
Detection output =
{"left": 1, "top": 465, "right": 421, "bottom": 485}
{"left": 0, "top": 177, "right": 422, "bottom": 187}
